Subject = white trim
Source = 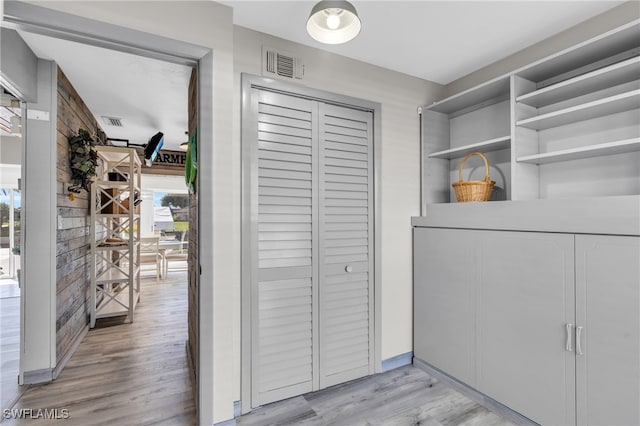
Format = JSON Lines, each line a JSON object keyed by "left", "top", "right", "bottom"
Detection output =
{"left": 381, "top": 352, "right": 413, "bottom": 372}
{"left": 2, "top": 1, "right": 206, "bottom": 67}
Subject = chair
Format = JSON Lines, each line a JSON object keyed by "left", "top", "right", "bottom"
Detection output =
{"left": 139, "top": 236, "right": 162, "bottom": 280}
{"left": 163, "top": 231, "right": 188, "bottom": 276}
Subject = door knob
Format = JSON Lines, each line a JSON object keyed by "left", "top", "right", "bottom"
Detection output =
{"left": 345, "top": 265, "right": 353, "bottom": 273}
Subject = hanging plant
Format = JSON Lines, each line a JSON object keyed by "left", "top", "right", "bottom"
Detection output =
{"left": 68, "top": 128, "right": 99, "bottom": 193}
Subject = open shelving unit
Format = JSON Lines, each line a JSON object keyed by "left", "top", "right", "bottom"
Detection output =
{"left": 420, "top": 19, "right": 640, "bottom": 209}
{"left": 90, "top": 146, "right": 142, "bottom": 328}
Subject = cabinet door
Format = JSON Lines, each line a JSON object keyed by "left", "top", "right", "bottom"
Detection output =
{"left": 576, "top": 235, "right": 640, "bottom": 426}
{"left": 476, "top": 231, "right": 575, "bottom": 426}
{"left": 413, "top": 227, "right": 476, "bottom": 386}
{"left": 318, "top": 103, "right": 375, "bottom": 388}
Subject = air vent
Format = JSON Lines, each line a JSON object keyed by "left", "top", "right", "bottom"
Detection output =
{"left": 263, "top": 47, "right": 303, "bottom": 80}
{"left": 102, "top": 116, "right": 123, "bottom": 127}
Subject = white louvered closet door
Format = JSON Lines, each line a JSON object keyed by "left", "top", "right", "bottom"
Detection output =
{"left": 249, "top": 87, "right": 374, "bottom": 407}
{"left": 251, "top": 89, "right": 319, "bottom": 406}
{"left": 318, "top": 103, "right": 374, "bottom": 388}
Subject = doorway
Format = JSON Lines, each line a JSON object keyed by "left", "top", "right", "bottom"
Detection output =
{"left": 0, "top": 6, "right": 212, "bottom": 422}
{"left": 0, "top": 87, "right": 24, "bottom": 413}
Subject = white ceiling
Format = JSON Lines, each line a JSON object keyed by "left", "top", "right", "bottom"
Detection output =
{"left": 18, "top": 31, "right": 192, "bottom": 150}
{"left": 14, "top": 1, "right": 624, "bottom": 151}
{"left": 222, "top": 0, "right": 625, "bottom": 84}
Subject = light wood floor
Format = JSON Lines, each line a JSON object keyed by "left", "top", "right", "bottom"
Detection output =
{"left": 1, "top": 281, "right": 21, "bottom": 415}
{"left": 3, "top": 270, "right": 195, "bottom": 425}
{"left": 238, "top": 366, "right": 516, "bottom": 426}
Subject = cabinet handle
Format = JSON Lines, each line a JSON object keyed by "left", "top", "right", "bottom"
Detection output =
{"left": 565, "top": 323, "right": 573, "bottom": 352}
{"left": 576, "top": 326, "right": 584, "bottom": 356}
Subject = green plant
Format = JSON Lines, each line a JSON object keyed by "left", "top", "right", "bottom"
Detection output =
{"left": 68, "top": 129, "right": 99, "bottom": 193}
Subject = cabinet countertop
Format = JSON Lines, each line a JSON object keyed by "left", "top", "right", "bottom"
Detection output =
{"left": 412, "top": 195, "right": 640, "bottom": 236}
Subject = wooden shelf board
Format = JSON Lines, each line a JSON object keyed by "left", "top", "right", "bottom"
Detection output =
{"left": 96, "top": 242, "right": 139, "bottom": 251}
{"left": 96, "top": 267, "right": 133, "bottom": 283}
{"left": 95, "top": 181, "right": 138, "bottom": 190}
{"left": 95, "top": 289, "right": 139, "bottom": 319}
{"left": 96, "top": 244, "right": 129, "bottom": 250}
{"left": 428, "top": 136, "right": 511, "bottom": 159}
{"left": 517, "top": 90, "right": 640, "bottom": 130}
{"left": 517, "top": 56, "right": 640, "bottom": 107}
{"left": 95, "top": 146, "right": 142, "bottom": 165}
{"left": 96, "top": 213, "right": 140, "bottom": 218}
{"left": 517, "top": 138, "right": 640, "bottom": 165}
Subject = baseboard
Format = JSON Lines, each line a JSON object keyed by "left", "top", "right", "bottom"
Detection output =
{"left": 22, "top": 368, "right": 53, "bottom": 385}
{"left": 214, "top": 419, "right": 236, "bottom": 426}
{"left": 381, "top": 351, "right": 413, "bottom": 372}
{"left": 413, "top": 357, "right": 539, "bottom": 426}
{"left": 53, "top": 324, "right": 89, "bottom": 380}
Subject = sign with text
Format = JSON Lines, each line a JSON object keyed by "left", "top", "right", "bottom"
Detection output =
{"left": 135, "top": 149, "right": 186, "bottom": 175}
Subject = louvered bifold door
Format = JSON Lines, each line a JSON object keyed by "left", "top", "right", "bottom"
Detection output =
{"left": 318, "top": 103, "right": 375, "bottom": 388}
{"left": 250, "top": 89, "right": 319, "bottom": 406}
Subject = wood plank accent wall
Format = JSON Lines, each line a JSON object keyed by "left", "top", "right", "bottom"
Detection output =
{"left": 187, "top": 68, "right": 199, "bottom": 395}
{"left": 55, "top": 67, "right": 104, "bottom": 362}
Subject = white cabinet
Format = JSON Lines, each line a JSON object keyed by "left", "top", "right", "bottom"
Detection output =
{"left": 476, "top": 231, "right": 575, "bottom": 426}
{"left": 414, "top": 228, "right": 476, "bottom": 386}
{"left": 90, "top": 146, "right": 141, "bottom": 328}
{"left": 420, "top": 21, "right": 640, "bottom": 208}
{"left": 575, "top": 235, "right": 640, "bottom": 426}
{"left": 413, "top": 227, "right": 640, "bottom": 426}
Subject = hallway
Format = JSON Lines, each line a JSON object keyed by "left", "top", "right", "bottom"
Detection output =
{"left": 3, "top": 271, "right": 195, "bottom": 425}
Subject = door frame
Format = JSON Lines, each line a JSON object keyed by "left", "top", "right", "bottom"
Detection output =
{"left": 240, "top": 73, "right": 382, "bottom": 413}
{"left": 2, "top": 2, "right": 215, "bottom": 423}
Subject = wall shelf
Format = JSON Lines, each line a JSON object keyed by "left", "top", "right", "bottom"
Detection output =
{"left": 517, "top": 89, "right": 640, "bottom": 130}
{"left": 517, "top": 138, "right": 640, "bottom": 165}
{"left": 517, "top": 56, "right": 640, "bottom": 107}
{"left": 428, "top": 136, "right": 511, "bottom": 159}
{"left": 425, "top": 76, "right": 510, "bottom": 115}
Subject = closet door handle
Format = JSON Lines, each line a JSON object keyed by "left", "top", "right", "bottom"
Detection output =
{"left": 576, "top": 326, "right": 584, "bottom": 356}
{"left": 345, "top": 265, "right": 353, "bottom": 273}
{"left": 565, "top": 323, "right": 573, "bottom": 352}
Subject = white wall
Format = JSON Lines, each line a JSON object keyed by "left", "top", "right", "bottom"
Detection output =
{"left": 233, "top": 26, "right": 445, "bottom": 402}
{"left": 0, "top": 27, "right": 38, "bottom": 102}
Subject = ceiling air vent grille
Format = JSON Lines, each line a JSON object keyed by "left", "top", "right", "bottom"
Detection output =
{"left": 102, "top": 116, "right": 123, "bottom": 127}
{"left": 263, "top": 47, "right": 303, "bottom": 80}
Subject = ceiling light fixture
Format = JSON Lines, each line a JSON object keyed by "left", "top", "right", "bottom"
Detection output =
{"left": 306, "top": 1, "right": 361, "bottom": 45}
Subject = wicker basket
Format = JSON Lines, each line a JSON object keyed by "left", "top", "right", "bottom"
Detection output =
{"left": 452, "top": 151, "right": 496, "bottom": 202}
